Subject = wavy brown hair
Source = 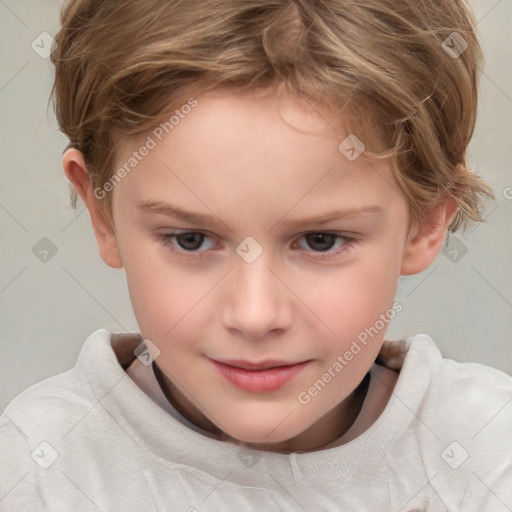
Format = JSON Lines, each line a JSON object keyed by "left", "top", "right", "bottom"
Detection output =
{"left": 50, "top": 0, "right": 494, "bottom": 232}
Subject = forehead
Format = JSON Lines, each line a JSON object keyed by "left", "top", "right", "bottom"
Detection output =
{"left": 125, "top": 86, "right": 375, "bottom": 152}
{"left": 111, "top": 88, "right": 403, "bottom": 220}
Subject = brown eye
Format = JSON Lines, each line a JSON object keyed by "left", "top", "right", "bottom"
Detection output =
{"left": 158, "top": 232, "right": 216, "bottom": 255}
{"left": 304, "top": 233, "right": 337, "bottom": 251}
{"left": 175, "top": 233, "right": 205, "bottom": 251}
{"left": 294, "top": 232, "right": 356, "bottom": 261}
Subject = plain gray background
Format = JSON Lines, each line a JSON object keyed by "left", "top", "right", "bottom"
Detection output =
{"left": 0, "top": 0, "right": 511, "bottom": 410}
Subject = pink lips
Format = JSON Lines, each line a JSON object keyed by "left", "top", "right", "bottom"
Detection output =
{"left": 211, "top": 359, "right": 310, "bottom": 393}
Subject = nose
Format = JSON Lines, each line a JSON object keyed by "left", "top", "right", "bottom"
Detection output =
{"left": 221, "top": 253, "right": 293, "bottom": 340}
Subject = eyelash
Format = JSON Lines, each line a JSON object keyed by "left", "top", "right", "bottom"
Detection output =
{"left": 157, "top": 231, "right": 357, "bottom": 261}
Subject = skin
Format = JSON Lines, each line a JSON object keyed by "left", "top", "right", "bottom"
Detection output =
{"left": 63, "top": 87, "right": 457, "bottom": 454}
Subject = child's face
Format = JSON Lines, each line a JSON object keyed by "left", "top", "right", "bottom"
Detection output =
{"left": 92, "top": 89, "right": 430, "bottom": 450}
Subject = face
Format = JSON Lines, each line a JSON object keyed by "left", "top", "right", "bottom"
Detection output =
{"left": 98, "top": 89, "right": 416, "bottom": 451}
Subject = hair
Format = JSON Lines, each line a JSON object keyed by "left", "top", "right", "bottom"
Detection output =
{"left": 50, "top": 0, "right": 494, "bottom": 233}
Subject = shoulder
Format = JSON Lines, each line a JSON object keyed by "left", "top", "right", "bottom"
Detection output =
{"left": 405, "top": 334, "right": 512, "bottom": 420}
{"left": 0, "top": 360, "right": 88, "bottom": 508}
{"left": 0, "top": 329, "right": 124, "bottom": 508}
{"left": 0, "top": 329, "right": 119, "bottom": 456}
{"left": 0, "top": 344, "right": 98, "bottom": 467}
{"left": 392, "top": 334, "right": 512, "bottom": 509}
{"left": 420, "top": 336, "right": 512, "bottom": 458}
{"left": 382, "top": 333, "right": 512, "bottom": 417}
{"left": 1, "top": 367, "right": 92, "bottom": 435}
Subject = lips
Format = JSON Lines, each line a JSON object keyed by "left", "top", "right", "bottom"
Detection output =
{"left": 214, "top": 359, "right": 303, "bottom": 370}
{"left": 211, "top": 359, "right": 310, "bottom": 393}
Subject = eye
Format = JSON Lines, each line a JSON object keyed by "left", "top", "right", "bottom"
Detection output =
{"left": 294, "top": 232, "right": 355, "bottom": 260}
{"left": 158, "top": 231, "right": 216, "bottom": 254}
{"left": 157, "top": 230, "right": 356, "bottom": 262}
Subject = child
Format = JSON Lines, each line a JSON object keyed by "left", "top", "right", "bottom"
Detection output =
{"left": 1, "top": 0, "right": 510, "bottom": 510}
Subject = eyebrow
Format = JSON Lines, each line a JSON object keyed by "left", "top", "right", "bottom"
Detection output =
{"left": 137, "top": 200, "right": 383, "bottom": 228}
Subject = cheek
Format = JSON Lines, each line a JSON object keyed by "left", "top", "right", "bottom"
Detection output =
{"left": 118, "top": 236, "right": 207, "bottom": 339}
{"left": 299, "top": 256, "right": 403, "bottom": 405}
{"left": 312, "top": 254, "right": 401, "bottom": 337}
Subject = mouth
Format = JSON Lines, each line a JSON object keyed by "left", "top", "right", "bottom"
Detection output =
{"left": 210, "top": 359, "right": 311, "bottom": 393}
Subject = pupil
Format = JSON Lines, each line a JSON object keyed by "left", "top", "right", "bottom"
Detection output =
{"left": 306, "top": 233, "right": 335, "bottom": 251}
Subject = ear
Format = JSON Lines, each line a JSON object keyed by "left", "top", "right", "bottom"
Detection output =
{"left": 400, "top": 197, "right": 458, "bottom": 275}
{"left": 62, "top": 148, "right": 123, "bottom": 269}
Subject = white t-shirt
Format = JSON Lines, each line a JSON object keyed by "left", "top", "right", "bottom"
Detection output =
{"left": 1, "top": 329, "right": 511, "bottom": 511}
